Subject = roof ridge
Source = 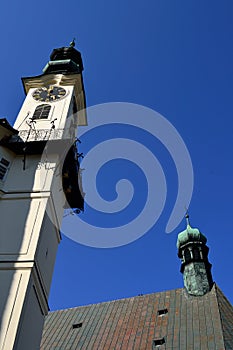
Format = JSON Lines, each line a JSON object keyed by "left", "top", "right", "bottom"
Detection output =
{"left": 215, "top": 284, "right": 233, "bottom": 348}
{"left": 211, "top": 283, "right": 227, "bottom": 347}
{"left": 48, "top": 287, "right": 184, "bottom": 313}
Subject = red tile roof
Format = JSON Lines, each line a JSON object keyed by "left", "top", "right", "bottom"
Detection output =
{"left": 40, "top": 284, "right": 233, "bottom": 349}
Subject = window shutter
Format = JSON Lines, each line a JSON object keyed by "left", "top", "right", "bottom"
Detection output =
{"left": 0, "top": 157, "right": 10, "bottom": 181}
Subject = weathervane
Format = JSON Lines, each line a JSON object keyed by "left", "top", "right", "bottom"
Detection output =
{"left": 70, "top": 38, "right": 76, "bottom": 47}
{"left": 184, "top": 207, "right": 190, "bottom": 226}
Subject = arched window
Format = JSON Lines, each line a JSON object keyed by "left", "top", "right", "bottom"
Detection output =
{"left": 32, "top": 104, "right": 51, "bottom": 120}
{"left": 193, "top": 247, "right": 200, "bottom": 260}
{"left": 184, "top": 248, "right": 191, "bottom": 263}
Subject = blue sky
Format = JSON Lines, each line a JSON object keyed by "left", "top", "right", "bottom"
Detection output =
{"left": 0, "top": 0, "right": 232, "bottom": 308}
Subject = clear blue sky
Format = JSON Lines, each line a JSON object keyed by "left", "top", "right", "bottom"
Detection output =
{"left": 0, "top": 1, "right": 232, "bottom": 308}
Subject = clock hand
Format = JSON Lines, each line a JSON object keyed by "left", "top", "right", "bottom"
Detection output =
{"left": 48, "top": 86, "right": 54, "bottom": 93}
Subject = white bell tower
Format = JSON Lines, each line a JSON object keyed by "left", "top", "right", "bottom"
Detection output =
{"left": 0, "top": 42, "right": 86, "bottom": 350}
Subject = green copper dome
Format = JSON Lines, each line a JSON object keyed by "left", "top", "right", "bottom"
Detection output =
{"left": 177, "top": 216, "right": 207, "bottom": 249}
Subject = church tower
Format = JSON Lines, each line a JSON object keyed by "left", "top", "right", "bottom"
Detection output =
{"left": 0, "top": 41, "right": 86, "bottom": 350}
{"left": 177, "top": 214, "right": 213, "bottom": 296}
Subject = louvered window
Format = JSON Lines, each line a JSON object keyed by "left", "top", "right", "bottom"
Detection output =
{"left": 32, "top": 104, "right": 51, "bottom": 120}
{"left": 0, "top": 157, "right": 10, "bottom": 181}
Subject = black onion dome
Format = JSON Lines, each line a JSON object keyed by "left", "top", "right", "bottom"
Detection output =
{"left": 43, "top": 43, "right": 84, "bottom": 75}
{"left": 49, "top": 46, "right": 83, "bottom": 71}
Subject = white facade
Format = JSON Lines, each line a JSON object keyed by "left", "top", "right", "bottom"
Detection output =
{"left": 0, "top": 69, "right": 86, "bottom": 349}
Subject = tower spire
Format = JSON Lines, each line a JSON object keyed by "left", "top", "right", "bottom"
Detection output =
{"left": 177, "top": 215, "right": 213, "bottom": 296}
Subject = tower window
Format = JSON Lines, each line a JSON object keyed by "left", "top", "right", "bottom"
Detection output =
{"left": 32, "top": 104, "right": 51, "bottom": 120}
{"left": 184, "top": 248, "right": 191, "bottom": 263}
{"left": 0, "top": 157, "right": 10, "bottom": 181}
{"left": 72, "top": 322, "right": 82, "bottom": 329}
{"left": 193, "top": 247, "right": 200, "bottom": 260}
{"left": 153, "top": 338, "right": 165, "bottom": 347}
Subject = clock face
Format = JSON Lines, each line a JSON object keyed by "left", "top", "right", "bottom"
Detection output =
{"left": 32, "top": 86, "right": 66, "bottom": 102}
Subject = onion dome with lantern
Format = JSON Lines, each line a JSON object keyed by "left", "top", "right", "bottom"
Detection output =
{"left": 177, "top": 213, "right": 213, "bottom": 296}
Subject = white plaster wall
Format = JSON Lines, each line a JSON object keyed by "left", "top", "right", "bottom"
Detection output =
{"left": 0, "top": 196, "right": 50, "bottom": 259}
{"left": 0, "top": 268, "right": 31, "bottom": 350}
{"left": 12, "top": 277, "right": 45, "bottom": 350}
{"left": 4, "top": 154, "right": 58, "bottom": 193}
{"left": 35, "top": 211, "right": 60, "bottom": 296}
